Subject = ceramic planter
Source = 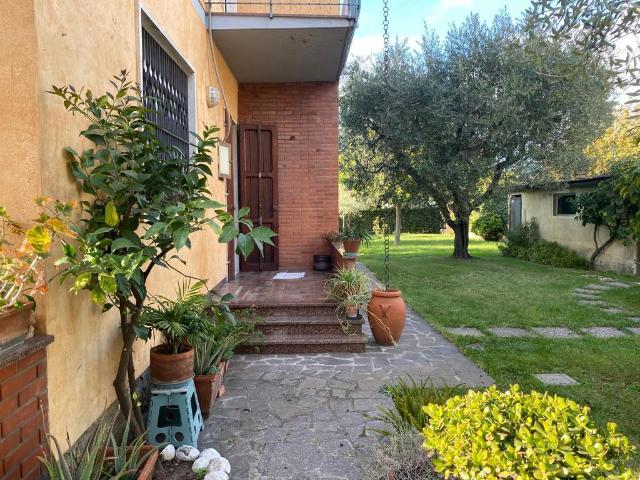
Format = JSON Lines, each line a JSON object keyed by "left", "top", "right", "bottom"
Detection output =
{"left": 342, "top": 239, "right": 361, "bottom": 254}
{"left": 149, "top": 344, "right": 194, "bottom": 384}
{"left": 0, "top": 303, "right": 34, "bottom": 354}
{"left": 367, "top": 289, "right": 406, "bottom": 345}
{"left": 345, "top": 304, "right": 359, "bottom": 320}
{"left": 105, "top": 445, "right": 158, "bottom": 480}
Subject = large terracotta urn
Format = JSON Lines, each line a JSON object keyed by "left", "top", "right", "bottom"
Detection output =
{"left": 367, "top": 289, "right": 406, "bottom": 345}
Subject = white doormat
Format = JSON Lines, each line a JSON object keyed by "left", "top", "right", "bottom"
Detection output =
{"left": 273, "top": 272, "right": 306, "bottom": 280}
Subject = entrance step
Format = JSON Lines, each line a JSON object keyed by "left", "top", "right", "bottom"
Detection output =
{"left": 236, "top": 333, "right": 368, "bottom": 354}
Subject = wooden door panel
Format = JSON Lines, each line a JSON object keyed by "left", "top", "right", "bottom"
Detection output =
{"left": 239, "top": 125, "right": 278, "bottom": 271}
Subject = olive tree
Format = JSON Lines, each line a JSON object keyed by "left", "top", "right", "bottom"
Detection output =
{"left": 341, "top": 13, "right": 612, "bottom": 258}
{"left": 50, "top": 72, "right": 275, "bottom": 435}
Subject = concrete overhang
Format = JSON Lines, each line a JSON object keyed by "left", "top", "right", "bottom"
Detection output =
{"left": 208, "top": 15, "right": 357, "bottom": 82}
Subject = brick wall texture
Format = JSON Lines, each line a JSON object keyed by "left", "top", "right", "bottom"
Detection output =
{"left": 238, "top": 82, "right": 340, "bottom": 269}
{"left": 0, "top": 348, "right": 49, "bottom": 479}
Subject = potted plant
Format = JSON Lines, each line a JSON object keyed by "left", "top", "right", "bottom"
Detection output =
{"left": 339, "top": 223, "right": 373, "bottom": 254}
{"left": 41, "top": 413, "right": 158, "bottom": 480}
{"left": 140, "top": 280, "right": 215, "bottom": 384}
{"left": 0, "top": 200, "right": 74, "bottom": 353}
{"left": 326, "top": 267, "right": 370, "bottom": 320}
{"left": 194, "top": 310, "right": 257, "bottom": 418}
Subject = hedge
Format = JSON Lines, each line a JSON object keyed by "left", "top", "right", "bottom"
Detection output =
{"left": 345, "top": 207, "right": 443, "bottom": 234}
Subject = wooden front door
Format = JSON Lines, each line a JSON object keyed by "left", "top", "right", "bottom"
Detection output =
{"left": 238, "top": 124, "right": 278, "bottom": 271}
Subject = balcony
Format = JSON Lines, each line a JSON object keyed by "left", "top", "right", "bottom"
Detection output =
{"left": 204, "top": 1, "right": 360, "bottom": 83}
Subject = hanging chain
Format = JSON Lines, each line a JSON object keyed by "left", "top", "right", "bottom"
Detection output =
{"left": 382, "top": 0, "right": 391, "bottom": 291}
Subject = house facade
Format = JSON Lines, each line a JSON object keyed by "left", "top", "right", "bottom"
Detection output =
{"left": 0, "top": 0, "right": 358, "bottom": 470}
{"left": 509, "top": 177, "right": 639, "bottom": 275}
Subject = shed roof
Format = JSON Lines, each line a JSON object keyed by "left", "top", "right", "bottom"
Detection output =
{"left": 510, "top": 175, "right": 610, "bottom": 193}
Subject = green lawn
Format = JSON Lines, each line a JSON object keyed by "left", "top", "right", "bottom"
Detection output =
{"left": 359, "top": 233, "right": 640, "bottom": 453}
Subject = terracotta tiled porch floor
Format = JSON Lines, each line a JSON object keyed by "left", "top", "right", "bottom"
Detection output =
{"left": 220, "top": 270, "right": 335, "bottom": 307}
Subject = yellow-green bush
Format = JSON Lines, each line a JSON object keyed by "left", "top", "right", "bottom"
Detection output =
{"left": 422, "top": 385, "right": 634, "bottom": 480}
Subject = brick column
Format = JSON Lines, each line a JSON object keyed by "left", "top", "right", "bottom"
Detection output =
{"left": 0, "top": 335, "right": 53, "bottom": 479}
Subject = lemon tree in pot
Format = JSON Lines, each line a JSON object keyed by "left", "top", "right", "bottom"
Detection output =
{"left": 0, "top": 200, "right": 75, "bottom": 353}
{"left": 138, "top": 280, "right": 215, "bottom": 384}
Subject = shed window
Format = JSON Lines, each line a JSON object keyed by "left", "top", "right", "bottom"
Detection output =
{"left": 553, "top": 193, "right": 577, "bottom": 216}
{"left": 142, "top": 28, "right": 190, "bottom": 157}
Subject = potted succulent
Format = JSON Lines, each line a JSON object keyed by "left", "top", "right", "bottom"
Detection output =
{"left": 194, "top": 309, "right": 257, "bottom": 418}
{"left": 326, "top": 267, "right": 370, "bottom": 320}
{"left": 41, "top": 413, "right": 158, "bottom": 480}
{"left": 339, "top": 223, "right": 373, "bottom": 254}
{"left": 139, "top": 280, "right": 215, "bottom": 384}
{"left": 0, "top": 200, "right": 74, "bottom": 353}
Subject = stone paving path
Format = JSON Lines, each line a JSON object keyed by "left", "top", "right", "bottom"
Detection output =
{"left": 199, "top": 267, "right": 492, "bottom": 480}
{"left": 447, "top": 275, "right": 640, "bottom": 340}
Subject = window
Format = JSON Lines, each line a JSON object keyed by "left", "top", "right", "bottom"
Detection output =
{"left": 553, "top": 193, "right": 577, "bottom": 216}
{"left": 142, "top": 28, "right": 190, "bottom": 157}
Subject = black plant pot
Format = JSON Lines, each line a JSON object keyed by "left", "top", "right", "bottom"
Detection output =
{"left": 313, "top": 255, "right": 332, "bottom": 271}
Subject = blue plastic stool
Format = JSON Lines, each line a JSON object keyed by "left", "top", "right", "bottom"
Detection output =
{"left": 147, "top": 379, "right": 203, "bottom": 448}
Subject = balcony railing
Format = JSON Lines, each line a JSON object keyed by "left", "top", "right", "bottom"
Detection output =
{"left": 204, "top": 0, "right": 361, "bottom": 20}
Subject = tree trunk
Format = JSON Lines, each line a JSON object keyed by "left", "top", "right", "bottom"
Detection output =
{"left": 114, "top": 308, "right": 144, "bottom": 437}
{"left": 589, "top": 226, "right": 615, "bottom": 270}
{"left": 394, "top": 203, "right": 401, "bottom": 246}
{"left": 451, "top": 218, "right": 471, "bottom": 259}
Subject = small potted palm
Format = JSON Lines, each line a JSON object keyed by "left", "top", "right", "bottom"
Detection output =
{"left": 326, "top": 267, "right": 370, "bottom": 320}
{"left": 339, "top": 222, "right": 373, "bottom": 255}
{"left": 1, "top": 200, "right": 74, "bottom": 353}
{"left": 193, "top": 310, "right": 257, "bottom": 418}
{"left": 139, "top": 280, "right": 215, "bottom": 384}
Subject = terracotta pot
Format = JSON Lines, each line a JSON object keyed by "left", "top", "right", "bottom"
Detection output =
{"left": 0, "top": 303, "right": 34, "bottom": 353}
{"left": 105, "top": 445, "right": 158, "bottom": 480}
{"left": 367, "top": 289, "right": 406, "bottom": 345}
{"left": 345, "top": 304, "right": 359, "bottom": 319}
{"left": 342, "top": 239, "right": 361, "bottom": 254}
{"left": 149, "top": 344, "right": 194, "bottom": 384}
{"left": 194, "top": 371, "right": 223, "bottom": 419}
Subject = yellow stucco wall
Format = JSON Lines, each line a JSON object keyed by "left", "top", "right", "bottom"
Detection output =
{"left": 515, "top": 189, "right": 639, "bottom": 274}
{"left": 1, "top": 0, "right": 238, "bottom": 444}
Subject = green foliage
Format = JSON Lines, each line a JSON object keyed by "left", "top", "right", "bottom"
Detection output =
{"left": 346, "top": 207, "right": 443, "bottom": 235}
{"left": 139, "top": 280, "right": 216, "bottom": 354}
{"left": 326, "top": 267, "right": 370, "bottom": 308}
{"left": 370, "top": 376, "right": 463, "bottom": 437}
{"left": 193, "top": 309, "right": 258, "bottom": 376}
{"left": 471, "top": 213, "right": 506, "bottom": 241}
{"left": 422, "top": 385, "right": 635, "bottom": 480}
{"left": 341, "top": 13, "right": 612, "bottom": 257}
{"left": 339, "top": 219, "right": 374, "bottom": 246}
{"left": 616, "top": 160, "right": 640, "bottom": 240}
{"left": 40, "top": 414, "right": 150, "bottom": 480}
{"left": 499, "top": 221, "right": 588, "bottom": 269}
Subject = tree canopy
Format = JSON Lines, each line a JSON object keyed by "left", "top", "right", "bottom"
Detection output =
{"left": 340, "top": 12, "right": 613, "bottom": 258}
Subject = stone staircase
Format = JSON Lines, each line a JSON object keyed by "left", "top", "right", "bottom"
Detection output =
{"left": 233, "top": 302, "right": 367, "bottom": 354}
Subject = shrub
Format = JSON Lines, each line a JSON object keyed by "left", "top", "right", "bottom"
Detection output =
{"left": 472, "top": 212, "right": 506, "bottom": 241}
{"left": 345, "top": 207, "right": 443, "bottom": 235}
{"left": 422, "top": 385, "right": 635, "bottom": 480}
{"left": 499, "top": 221, "right": 587, "bottom": 269}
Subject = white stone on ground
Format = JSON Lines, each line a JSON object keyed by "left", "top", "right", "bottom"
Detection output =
{"left": 193, "top": 456, "right": 211, "bottom": 474}
{"left": 199, "top": 448, "right": 222, "bottom": 460}
{"left": 535, "top": 373, "right": 578, "bottom": 386}
{"left": 160, "top": 444, "right": 175, "bottom": 461}
{"left": 204, "top": 471, "right": 229, "bottom": 480}
{"left": 208, "top": 457, "right": 231, "bottom": 474}
{"left": 175, "top": 445, "right": 200, "bottom": 461}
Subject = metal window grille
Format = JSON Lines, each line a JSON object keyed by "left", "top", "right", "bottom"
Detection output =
{"left": 142, "top": 29, "right": 190, "bottom": 158}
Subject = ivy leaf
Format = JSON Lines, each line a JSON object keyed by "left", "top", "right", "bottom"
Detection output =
{"left": 105, "top": 201, "right": 119, "bottom": 227}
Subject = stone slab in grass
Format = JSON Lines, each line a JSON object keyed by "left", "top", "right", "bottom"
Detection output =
{"left": 627, "top": 317, "right": 640, "bottom": 323}
{"left": 448, "top": 327, "right": 484, "bottom": 337}
{"left": 601, "top": 307, "right": 625, "bottom": 314}
{"left": 626, "top": 327, "right": 640, "bottom": 335}
{"left": 578, "top": 300, "right": 608, "bottom": 306}
{"left": 487, "top": 327, "right": 530, "bottom": 337}
{"left": 531, "top": 327, "right": 580, "bottom": 339}
{"left": 572, "top": 288, "right": 601, "bottom": 296}
{"left": 598, "top": 278, "right": 631, "bottom": 288}
{"left": 535, "top": 373, "right": 579, "bottom": 386}
{"left": 583, "top": 284, "right": 613, "bottom": 291}
{"left": 581, "top": 327, "right": 626, "bottom": 338}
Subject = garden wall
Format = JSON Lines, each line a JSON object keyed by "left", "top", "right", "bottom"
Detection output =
{"left": 1, "top": 0, "right": 238, "bottom": 445}
{"left": 239, "top": 83, "right": 340, "bottom": 268}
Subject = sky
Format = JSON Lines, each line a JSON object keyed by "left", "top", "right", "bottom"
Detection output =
{"left": 349, "top": 0, "right": 533, "bottom": 60}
